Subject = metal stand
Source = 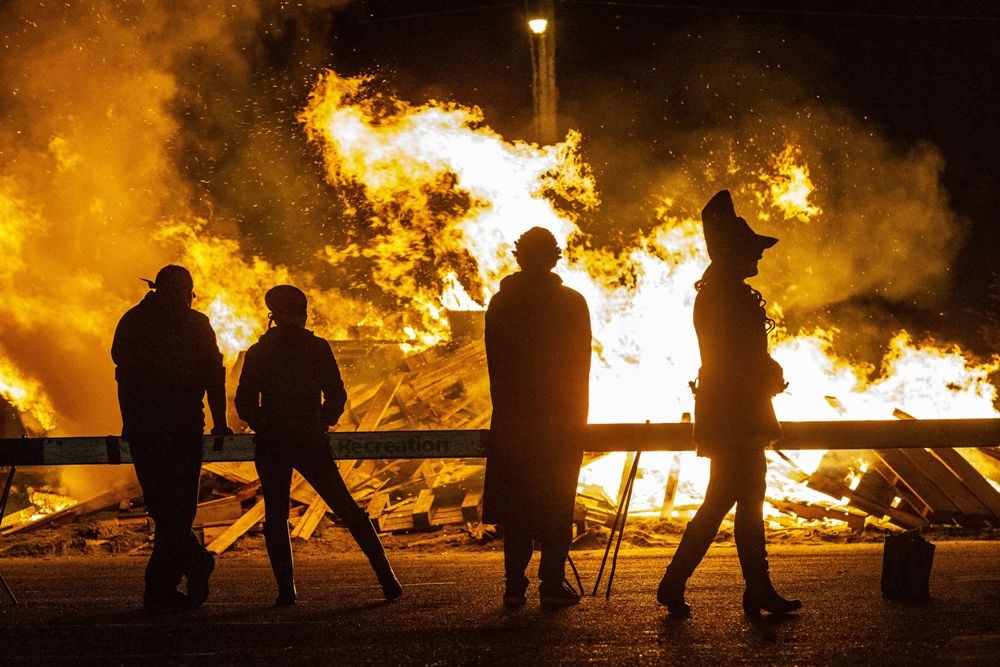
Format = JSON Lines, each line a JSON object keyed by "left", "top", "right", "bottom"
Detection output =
{"left": 566, "top": 553, "right": 584, "bottom": 596}
{"left": 591, "top": 452, "right": 640, "bottom": 600}
{"left": 1, "top": 465, "right": 17, "bottom": 604}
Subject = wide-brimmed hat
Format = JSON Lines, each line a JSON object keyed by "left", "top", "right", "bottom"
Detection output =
{"left": 701, "top": 190, "right": 778, "bottom": 262}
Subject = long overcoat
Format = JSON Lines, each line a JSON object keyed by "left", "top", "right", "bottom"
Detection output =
{"left": 692, "top": 275, "right": 784, "bottom": 456}
{"left": 482, "top": 271, "right": 591, "bottom": 532}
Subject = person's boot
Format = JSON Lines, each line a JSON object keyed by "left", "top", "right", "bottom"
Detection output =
{"left": 503, "top": 573, "right": 529, "bottom": 608}
{"left": 187, "top": 549, "right": 215, "bottom": 608}
{"left": 539, "top": 580, "right": 581, "bottom": 607}
{"left": 736, "top": 529, "right": 801, "bottom": 616}
{"left": 656, "top": 571, "right": 691, "bottom": 618}
{"left": 345, "top": 511, "right": 403, "bottom": 601}
{"left": 263, "top": 523, "right": 296, "bottom": 606}
{"left": 742, "top": 582, "right": 802, "bottom": 616}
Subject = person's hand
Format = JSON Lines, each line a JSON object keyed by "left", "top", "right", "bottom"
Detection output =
{"left": 211, "top": 425, "right": 235, "bottom": 437}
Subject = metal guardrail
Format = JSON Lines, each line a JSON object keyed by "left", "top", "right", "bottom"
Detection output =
{"left": 1, "top": 419, "right": 999, "bottom": 465}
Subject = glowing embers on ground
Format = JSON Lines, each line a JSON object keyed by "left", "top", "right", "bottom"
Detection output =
{"left": 0, "top": 487, "right": 78, "bottom": 533}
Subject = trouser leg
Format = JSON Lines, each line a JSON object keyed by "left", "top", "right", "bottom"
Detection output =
{"left": 537, "top": 461, "right": 578, "bottom": 588}
{"left": 664, "top": 456, "right": 738, "bottom": 583}
{"left": 254, "top": 446, "right": 295, "bottom": 596}
{"left": 503, "top": 524, "right": 533, "bottom": 592}
{"left": 131, "top": 433, "right": 203, "bottom": 597}
{"left": 296, "top": 440, "right": 398, "bottom": 590}
{"left": 538, "top": 524, "right": 572, "bottom": 588}
{"left": 733, "top": 450, "right": 770, "bottom": 587}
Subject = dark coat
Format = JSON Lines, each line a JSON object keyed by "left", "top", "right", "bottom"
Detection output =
{"left": 692, "top": 275, "right": 784, "bottom": 456}
{"left": 234, "top": 326, "right": 347, "bottom": 442}
{"left": 482, "top": 270, "right": 591, "bottom": 529}
{"left": 111, "top": 291, "right": 225, "bottom": 439}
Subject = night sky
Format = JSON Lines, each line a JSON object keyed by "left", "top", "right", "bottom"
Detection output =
{"left": 328, "top": 0, "right": 1000, "bottom": 350}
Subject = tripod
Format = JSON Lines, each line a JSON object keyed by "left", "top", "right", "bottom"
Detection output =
{"left": 591, "top": 452, "right": 640, "bottom": 600}
{"left": 1, "top": 466, "right": 17, "bottom": 603}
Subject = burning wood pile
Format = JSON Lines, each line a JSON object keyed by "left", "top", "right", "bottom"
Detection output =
{"left": 3, "top": 339, "right": 1000, "bottom": 552}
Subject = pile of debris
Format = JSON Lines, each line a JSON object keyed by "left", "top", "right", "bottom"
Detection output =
{"left": 4, "top": 338, "right": 1000, "bottom": 554}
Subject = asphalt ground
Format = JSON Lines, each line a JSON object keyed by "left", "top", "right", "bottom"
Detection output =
{"left": 1, "top": 541, "right": 998, "bottom": 666}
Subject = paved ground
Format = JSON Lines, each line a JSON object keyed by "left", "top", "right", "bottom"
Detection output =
{"left": 1, "top": 541, "right": 999, "bottom": 665}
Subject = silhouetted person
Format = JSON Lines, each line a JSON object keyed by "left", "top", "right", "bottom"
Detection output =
{"left": 484, "top": 227, "right": 591, "bottom": 607}
{"left": 112, "top": 265, "right": 232, "bottom": 612}
{"left": 657, "top": 191, "right": 801, "bottom": 618}
{"left": 234, "top": 285, "right": 402, "bottom": 606}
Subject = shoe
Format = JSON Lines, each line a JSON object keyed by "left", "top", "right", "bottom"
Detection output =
{"left": 539, "top": 581, "right": 581, "bottom": 607}
{"left": 187, "top": 551, "right": 215, "bottom": 607}
{"left": 377, "top": 571, "right": 403, "bottom": 602}
{"left": 657, "top": 575, "right": 691, "bottom": 619}
{"left": 742, "top": 585, "right": 802, "bottom": 616}
{"left": 275, "top": 587, "right": 297, "bottom": 607}
{"left": 143, "top": 589, "right": 191, "bottom": 613}
{"left": 503, "top": 587, "right": 527, "bottom": 608}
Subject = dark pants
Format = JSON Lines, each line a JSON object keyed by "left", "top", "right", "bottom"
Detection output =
{"left": 254, "top": 433, "right": 391, "bottom": 590}
{"left": 664, "top": 447, "right": 769, "bottom": 586}
{"left": 504, "top": 519, "right": 573, "bottom": 592}
{"left": 499, "top": 453, "right": 580, "bottom": 592}
{"left": 129, "top": 431, "right": 207, "bottom": 597}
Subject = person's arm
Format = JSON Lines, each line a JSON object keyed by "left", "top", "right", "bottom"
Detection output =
{"left": 234, "top": 348, "right": 262, "bottom": 432}
{"left": 318, "top": 341, "right": 347, "bottom": 427}
{"left": 200, "top": 318, "right": 232, "bottom": 435}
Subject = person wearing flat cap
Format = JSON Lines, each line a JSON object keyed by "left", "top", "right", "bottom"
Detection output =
{"left": 656, "top": 191, "right": 801, "bottom": 618}
{"left": 235, "top": 285, "right": 401, "bottom": 606}
{"left": 483, "top": 227, "right": 592, "bottom": 607}
{"left": 112, "top": 264, "right": 232, "bottom": 612}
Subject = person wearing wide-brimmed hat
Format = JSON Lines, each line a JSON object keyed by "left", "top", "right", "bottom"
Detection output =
{"left": 656, "top": 191, "right": 801, "bottom": 618}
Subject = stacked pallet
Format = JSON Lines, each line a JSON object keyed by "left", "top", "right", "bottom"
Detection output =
{"left": 805, "top": 411, "right": 1000, "bottom": 529}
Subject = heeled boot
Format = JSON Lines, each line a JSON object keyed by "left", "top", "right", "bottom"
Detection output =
{"left": 742, "top": 581, "right": 802, "bottom": 616}
{"left": 656, "top": 572, "right": 691, "bottom": 618}
{"left": 344, "top": 509, "right": 403, "bottom": 601}
{"left": 263, "top": 523, "right": 296, "bottom": 606}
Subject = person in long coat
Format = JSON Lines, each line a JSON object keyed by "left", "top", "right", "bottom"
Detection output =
{"left": 235, "top": 285, "right": 402, "bottom": 605}
{"left": 657, "top": 191, "right": 801, "bottom": 618}
{"left": 483, "top": 227, "right": 591, "bottom": 607}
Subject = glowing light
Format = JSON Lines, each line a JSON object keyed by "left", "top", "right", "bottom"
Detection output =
{"left": 528, "top": 18, "right": 548, "bottom": 34}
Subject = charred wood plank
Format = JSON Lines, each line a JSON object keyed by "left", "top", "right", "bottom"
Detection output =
{"left": 411, "top": 489, "right": 435, "bottom": 529}
{"left": 930, "top": 448, "right": 1000, "bottom": 518}
{"left": 356, "top": 374, "right": 405, "bottom": 432}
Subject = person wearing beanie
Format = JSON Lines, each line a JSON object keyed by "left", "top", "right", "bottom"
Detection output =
{"left": 112, "top": 264, "right": 231, "bottom": 612}
{"left": 235, "top": 285, "right": 402, "bottom": 606}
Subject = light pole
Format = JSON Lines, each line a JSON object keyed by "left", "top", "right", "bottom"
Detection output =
{"left": 528, "top": 0, "right": 557, "bottom": 144}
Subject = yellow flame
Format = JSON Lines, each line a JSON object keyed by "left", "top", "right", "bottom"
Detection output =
{"left": 757, "top": 144, "right": 821, "bottom": 222}
{"left": 0, "top": 352, "right": 57, "bottom": 432}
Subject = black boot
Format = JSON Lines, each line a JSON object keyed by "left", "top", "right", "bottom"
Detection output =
{"left": 656, "top": 572, "right": 691, "bottom": 618}
{"left": 263, "top": 523, "right": 296, "bottom": 606}
{"left": 345, "top": 510, "right": 403, "bottom": 601}
{"left": 742, "top": 582, "right": 802, "bottom": 616}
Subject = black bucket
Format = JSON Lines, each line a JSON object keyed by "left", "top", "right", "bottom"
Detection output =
{"left": 881, "top": 530, "right": 935, "bottom": 601}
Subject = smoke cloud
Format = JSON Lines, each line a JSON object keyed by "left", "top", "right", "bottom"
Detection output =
{"left": 0, "top": 4, "right": 977, "bottom": 438}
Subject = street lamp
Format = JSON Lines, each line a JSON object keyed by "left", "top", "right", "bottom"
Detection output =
{"left": 528, "top": 18, "right": 548, "bottom": 34}
{"left": 528, "top": 2, "right": 557, "bottom": 144}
